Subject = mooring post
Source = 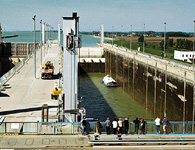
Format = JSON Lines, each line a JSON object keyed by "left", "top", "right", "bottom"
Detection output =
{"left": 116, "top": 54, "right": 118, "bottom": 81}
{"left": 164, "top": 64, "right": 167, "bottom": 117}
{"left": 123, "top": 57, "right": 125, "bottom": 88}
{"left": 133, "top": 54, "right": 135, "bottom": 99}
{"left": 193, "top": 72, "right": 195, "bottom": 133}
{"left": 154, "top": 62, "right": 157, "bottom": 116}
{"left": 146, "top": 58, "right": 148, "bottom": 110}
{"left": 183, "top": 71, "right": 186, "bottom": 134}
{"left": 128, "top": 57, "right": 130, "bottom": 93}
{"left": 110, "top": 52, "right": 111, "bottom": 76}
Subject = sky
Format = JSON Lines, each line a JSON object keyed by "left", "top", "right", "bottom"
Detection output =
{"left": 0, "top": 0, "right": 195, "bottom": 32}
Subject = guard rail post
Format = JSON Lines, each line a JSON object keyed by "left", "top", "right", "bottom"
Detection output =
{"left": 171, "top": 123, "right": 175, "bottom": 134}
{"left": 5, "top": 122, "right": 6, "bottom": 134}
{"left": 53, "top": 122, "right": 55, "bottom": 135}
{"left": 186, "top": 121, "right": 189, "bottom": 133}
{"left": 72, "top": 122, "right": 74, "bottom": 135}
{"left": 37, "top": 121, "right": 39, "bottom": 134}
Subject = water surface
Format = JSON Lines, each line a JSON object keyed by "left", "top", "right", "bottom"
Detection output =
{"left": 79, "top": 73, "right": 154, "bottom": 122}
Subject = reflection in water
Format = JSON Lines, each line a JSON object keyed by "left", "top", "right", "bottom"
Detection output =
{"left": 79, "top": 73, "right": 154, "bottom": 122}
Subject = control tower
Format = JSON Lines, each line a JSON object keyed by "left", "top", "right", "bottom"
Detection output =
{"left": 62, "top": 13, "right": 79, "bottom": 122}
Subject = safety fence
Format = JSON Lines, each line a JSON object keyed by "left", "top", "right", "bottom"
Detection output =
{"left": 0, "top": 121, "right": 195, "bottom": 135}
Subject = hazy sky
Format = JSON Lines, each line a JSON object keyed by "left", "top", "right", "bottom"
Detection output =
{"left": 1, "top": 0, "right": 195, "bottom": 32}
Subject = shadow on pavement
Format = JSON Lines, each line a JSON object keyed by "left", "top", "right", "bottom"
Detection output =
{"left": 0, "top": 106, "right": 58, "bottom": 115}
{"left": 0, "top": 92, "right": 10, "bottom": 97}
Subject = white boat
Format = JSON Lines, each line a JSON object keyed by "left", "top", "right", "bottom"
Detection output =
{"left": 101, "top": 75, "right": 119, "bottom": 87}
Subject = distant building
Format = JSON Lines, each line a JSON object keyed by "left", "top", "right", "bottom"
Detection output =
{"left": 174, "top": 50, "right": 195, "bottom": 63}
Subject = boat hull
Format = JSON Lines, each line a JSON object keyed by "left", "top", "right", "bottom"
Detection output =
{"left": 101, "top": 75, "right": 119, "bottom": 87}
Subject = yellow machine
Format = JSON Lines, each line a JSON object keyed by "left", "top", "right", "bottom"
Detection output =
{"left": 51, "top": 87, "right": 61, "bottom": 100}
{"left": 41, "top": 61, "right": 54, "bottom": 79}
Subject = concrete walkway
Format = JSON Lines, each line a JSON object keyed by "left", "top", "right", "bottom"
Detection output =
{"left": 0, "top": 134, "right": 195, "bottom": 149}
{"left": 0, "top": 135, "right": 90, "bottom": 149}
{"left": 0, "top": 40, "right": 60, "bottom": 122}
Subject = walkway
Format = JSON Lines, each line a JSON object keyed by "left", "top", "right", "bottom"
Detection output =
{"left": 0, "top": 40, "right": 60, "bottom": 122}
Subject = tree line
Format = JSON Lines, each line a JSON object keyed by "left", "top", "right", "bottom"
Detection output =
{"left": 159, "top": 38, "right": 193, "bottom": 50}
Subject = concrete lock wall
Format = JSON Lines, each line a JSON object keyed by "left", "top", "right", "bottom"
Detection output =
{"left": 0, "top": 42, "right": 39, "bottom": 77}
{"left": 11, "top": 43, "right": 39, "bottom": 58}
{"left": 79, "top": 62, "right": 105, "bottom": 74}
{"left": 78, "top": 47, "right": 105, "bottom": 74}
{"left": 104, "top": 48, "right": 194, "bottom": 121}
{"left": 78, "top": 47, "right": 104, "bottom": 58}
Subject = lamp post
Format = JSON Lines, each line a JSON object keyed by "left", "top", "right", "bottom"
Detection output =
{"left": 44, "top": 22, "right": 46, "bottom": 44}
{"left": 32, "top": 15, "right": 36, "bottom": 78}
{"left": 46, "top": 23, "right": 49, "bottom": 41}
{"left": 121, "top": 25, "right": 123, "bottom": 47}
{"left": 112, "top": 26, "right": 114, "bottom": 45}
{"left": 130, "top": 25, "right": 132, "bottom": 51}
{"left": 40, "top": 20, "right": 42, "bottom": 65}
{"left": 51, "top": 27, "right": 53, "bottom": 39}
{"left": 49, "top": 25, "right": 51, "bottom": 39}
{"left": 143, "top": 23, "right": 145, "bottom": 53}
{"left": 43, "top": 22, "right": 46, "bottom": 57}
{"left": 193, "top": 20, "right": 195, "bottom": 132}
{"left": 193, "top": 20, "right": 195, "bottom": 70}
{"left": 164, "top": 22, "right": 166, "bottom": 58}
{"left": 46, "top": 24, "right": 49, "bottom": 54}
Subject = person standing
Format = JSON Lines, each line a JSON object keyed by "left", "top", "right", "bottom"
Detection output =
{"left": 124, "top": 118, "right": 129, "bottom": 134}
{"left": 140, "top": 118, "right": 146, "bottom": 134}
{"left": 133, "top": 117, "right": 140, "bottom": 134}
{"left": 82, "top": 117, "right": 87, "bottom": 135}
{"left": 155, "top": 117, "right": 161, "bottom": 134}
{"left": 105, "top": 117, "right": 111, "bottom": 134}
{"left": 116, "top": 127, "right": 121, "bottom": 134}
{"left": 162, "top": 117, "right": 168, "bottom": 134}
{"left": 95, "top": 119, "right": 101, "bottom": 134}
{"left": 112, "top": 118, "right": 118, "bottom": 134}
{"left": 118, "top": 118, "right": 123, "bottom": 134}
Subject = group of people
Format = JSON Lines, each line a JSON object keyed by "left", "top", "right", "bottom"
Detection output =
{"left": 81, "top": 116, "right": 169, "bottom": 135}
{"left": 155, "top": 116, "right": 169, "bottom": 134}
{"left": 133, "top": 117, "right": 146, "bottom": 134}
{"left": 132, "top": 116, "right": 169, "bottom": 134}
{"left": 105, "top": 117, "right": 130, "bottom": 135}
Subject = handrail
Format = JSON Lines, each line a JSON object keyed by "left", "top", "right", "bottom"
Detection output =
{"left": 0, "top": 121, "right": 194, "bottom": 135}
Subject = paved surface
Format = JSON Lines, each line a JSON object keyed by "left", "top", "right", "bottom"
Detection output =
{"left": 0, "top": 135, "right": 90, "bottom": 149}
{"left": 0, "top": 40, "right": 60, "bottom": 122}
{"left": 0, "top": 134, "right": 195, "bottom": 149}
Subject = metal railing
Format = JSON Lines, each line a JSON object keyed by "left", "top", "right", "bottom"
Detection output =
{"left": 102, "top": 43, "right": 193, "bottom": 72}
{"left": 0, "top": 51, "right": 33, "bottom": 87}
{"left": 0, "top": 121, "right": 195, "bottom": 135}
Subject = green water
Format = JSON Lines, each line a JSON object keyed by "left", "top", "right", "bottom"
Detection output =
{"left": 84, "top": 73, "right": 154, "bottom": 122}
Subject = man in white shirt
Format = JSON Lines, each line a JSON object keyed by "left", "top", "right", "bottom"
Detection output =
{"left": 155, "top": 117, "right": 161, "bottom": 134}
